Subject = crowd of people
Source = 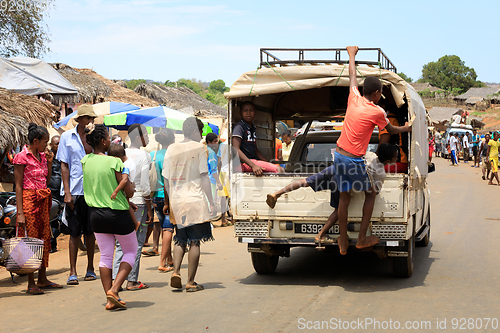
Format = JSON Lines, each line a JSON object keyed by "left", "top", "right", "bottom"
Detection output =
{"left": 12, "top": 105, "right": 233, "bottom": 310}
{"left": 430, "top": 129, "right": 500, "bottom": 185}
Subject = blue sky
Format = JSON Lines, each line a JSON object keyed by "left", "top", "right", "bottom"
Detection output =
{"left": 43, "top": 0, "right": 499, "bottom": 87}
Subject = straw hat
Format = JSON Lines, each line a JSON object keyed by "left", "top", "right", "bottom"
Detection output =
{"left": 76, "top": 104, "right": 97, "bottom": 118}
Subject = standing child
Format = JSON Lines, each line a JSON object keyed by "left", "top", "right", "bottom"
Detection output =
{"left": 13, "top": 123, "right": 62, "bottom": 294}
{"left": 332, "top": 45, "right": 411, "bottom": 255}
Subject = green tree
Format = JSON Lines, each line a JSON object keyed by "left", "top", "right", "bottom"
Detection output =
{"left": 0, "top": 0, "right": 54, "bottom": 57}
{"left": 420, "top": 55, "right": 483, "bottom": 94}
{"left": 208, "top": 79, "right": 226, "bottom": 93}
{"left": 126, "top": 79, "right": 147, "bottom": 90}
{"left": 177, "top": 78, "right": 203, "bottom": 94}
{"left": 398, "top": 72, "right": 413, "bottom": 83}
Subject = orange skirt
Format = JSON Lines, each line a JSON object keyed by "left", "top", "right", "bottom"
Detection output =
{"left": 19, "top": 188, "right": 52, "bottom": 268}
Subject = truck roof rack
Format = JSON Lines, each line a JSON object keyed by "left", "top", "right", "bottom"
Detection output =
{"left": 260, "top": 48, "right": 397, "bottom": 73}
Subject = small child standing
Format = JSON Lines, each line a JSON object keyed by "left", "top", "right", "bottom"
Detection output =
{"left": 108, "top": 143, "right": 140, "bottom": 230}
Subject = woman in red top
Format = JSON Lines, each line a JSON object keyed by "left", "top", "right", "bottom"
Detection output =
{"left": 13, "top": 123, "right": 60, "bottom": 295}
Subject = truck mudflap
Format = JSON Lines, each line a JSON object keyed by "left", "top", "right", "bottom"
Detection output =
{"left": 238, "top": 237, "right": 404, "bottom": 247}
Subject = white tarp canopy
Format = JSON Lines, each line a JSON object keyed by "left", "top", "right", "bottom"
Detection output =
{"left": 0, "top": 57, "right": 78, "bottom": 96}
{"left": 225, "top": 64, "right": 408, "bottom": 108}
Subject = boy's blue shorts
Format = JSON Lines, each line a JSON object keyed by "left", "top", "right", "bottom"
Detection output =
{"left": 305, "top": 165, "right": 339, "bottom": 209}
{"left": 333, "top": 151, "right": 372, "bottom": 193}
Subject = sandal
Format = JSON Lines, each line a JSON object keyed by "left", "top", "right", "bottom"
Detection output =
{"left": 142, "top": 249, "right": 159, "bottom": 256}
{"left": 106, "top": 291, "right": 126, "bottom": 309}
{"left": 186, "top": 282, "right": 204, "bottom": 292}
{"left": 67, "top": 275, "right": 79, "bottom": 285}
{"left": 158, "top": 265, "right": 174, "bottom": 273}
{"left": 26, "top": 287, "right": 44, "bottom": 295}
{"left": 170, "top": 274, "right": 182, "bottom": 289}
{"left": 126, "top": 281, "right": 149, "bottom": 291}
{"left": 84, "top": 271, "right": 97, "bottom": 281}
{"left": 38, "top": 282, "right": 63, "bottom": 289}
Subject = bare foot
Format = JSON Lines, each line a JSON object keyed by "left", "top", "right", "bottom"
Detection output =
{"left": 338, "top": 236, "right": 349, "bottom": 255}
{"left": 356, "top": 235, "right": 380, "bottom": 249}
{"left": 266, "top": 193, "right": 278, "bottom": 209}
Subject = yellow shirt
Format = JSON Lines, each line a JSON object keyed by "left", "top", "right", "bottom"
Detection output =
{"left": 282, "top": 141, "right": 294, "bottom": 161}
{"left": 488, "top": 140, "right": 500, "bottom": 160}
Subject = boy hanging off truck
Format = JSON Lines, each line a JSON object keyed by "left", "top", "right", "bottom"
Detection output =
{"left": 333, "top": 46, "right": 411, "bottom": 255}
{"left": 266, "top": 143, "right": 399, "bottom": 249}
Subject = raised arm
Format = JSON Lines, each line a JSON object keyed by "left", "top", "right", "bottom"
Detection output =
{"left": 347, "top": 46, "right": 359, "bottom": 89}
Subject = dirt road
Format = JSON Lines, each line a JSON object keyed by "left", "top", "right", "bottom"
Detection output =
{"left": 1, "top": 156, "right": 499, "bottom": 332}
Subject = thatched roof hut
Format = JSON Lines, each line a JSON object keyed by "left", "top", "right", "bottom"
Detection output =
{"left": 0, "top": 87, "right": 57, "bottom": 150}
{"left": 49, "top": 63, "right": 112, "bottom": 105}
{"left": 454, "top": 86, "right": 500, "bottom": 105}
{"left": 0, "top": 110, "right": 28, "bottom": 150}
{"left": 410, "top": 82, "right": 442, "bottom": 93}
{"left": 76, "top": 69, "right": 158, "bottom": 107}
{"left": 428, "top": 107, "right": 462, "bottom": 130}
{"left": 134, "top": 83, "right": 227, "bottom": 117}
{"left": 0, "top": 87, "right": 56, "bottom": 127}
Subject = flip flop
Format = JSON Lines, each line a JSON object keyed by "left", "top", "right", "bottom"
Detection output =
{"left": 186, "top": 282, "right": 204, "bottom": 292}
{"left": 142, "top": 249, "right": 159, "bottom": 256}
{"left": 170, "top": 274, "right": 182, "bottom": 289}
{"left": 126, "top": 281, "right": 149, "bottom": 291}
{"left": 67, "top": 275, "right": 79, "bottom": 285}
{"left": 106, "top": 291, "right": 126, "bottom": 309}
{"left": 158, "top": 265, "right": 174, "bottom": 273}
{"left": 38, "top": 282, "right": 63, "bottom": 289}
{"left": 84, "top": 271, "right": 97, "bottom": 281}
{"left": 26, "top": 287, "right": 44, "bottom": 295}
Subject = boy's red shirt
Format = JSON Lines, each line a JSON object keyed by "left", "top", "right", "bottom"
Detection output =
{"left": 337, "top": 87, "right": 389, "bottom": 156}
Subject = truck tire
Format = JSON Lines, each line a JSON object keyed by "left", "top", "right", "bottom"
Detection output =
{"left": 416, "top": 210, "right": 430, "bottom": 247}
{"left": 251, "top": 252, "right": 279, "bottom": 274}
{"left": 392, "top": 230, "right": 415, "bottom": 278}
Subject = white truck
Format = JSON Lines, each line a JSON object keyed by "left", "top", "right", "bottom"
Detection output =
{"left": 225, "top": 48, "right": 433, "bottom": 277}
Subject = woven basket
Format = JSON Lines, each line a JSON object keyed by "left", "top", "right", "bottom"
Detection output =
{"left": 2, "top": 235, "right": 44, "bottom": 274}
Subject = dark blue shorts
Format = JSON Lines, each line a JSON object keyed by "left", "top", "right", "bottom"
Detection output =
{"left": 333, "top": 151, "right": 372, "bottom": 192}
{"left": 152, "top": 197, "right": 174, "bottom": 230}
{"left": 305, "top": 165, "right": 339, "bottom": 209}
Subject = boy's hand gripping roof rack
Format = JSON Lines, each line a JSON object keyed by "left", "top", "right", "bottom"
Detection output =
{"left": 260, "top": 48, "right": 397, "bottom": 73}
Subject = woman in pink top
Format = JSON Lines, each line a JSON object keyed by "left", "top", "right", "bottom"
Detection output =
{"left": 13, "top": 123, "right": 60, "bottom": 295}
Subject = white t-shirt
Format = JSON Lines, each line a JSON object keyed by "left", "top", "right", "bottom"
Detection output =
{"left": 162, "top": 140, "right": 210, "bottom": 228}
{"left": 217, "top": 141, "right": 229, "bottom": 173}
{"left": 450, "top": 136, "right": 458, "bottom": 151}
{"left": 125, "top": 148, "right": 151, "bottom": 205}
{"left": 365, "top": 152, "right": 386, "bottom": 193}
{"left": 462, "top": 135, "right": 469, "bottom": 149}
{"left": 123, "top": 158, "right": 136, "bottom": 184}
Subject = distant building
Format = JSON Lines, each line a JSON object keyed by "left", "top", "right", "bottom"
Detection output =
{"left": 454, "top": 86, "right": 500, "bottom": 106}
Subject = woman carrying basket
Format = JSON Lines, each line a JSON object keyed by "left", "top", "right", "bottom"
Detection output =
{"left": 13, "top": 123, "right": 61, "bottom": 295}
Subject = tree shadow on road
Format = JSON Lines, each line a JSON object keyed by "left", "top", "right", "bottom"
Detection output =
{"left": 238, "top": 243, "right": 436, "bottom": 292}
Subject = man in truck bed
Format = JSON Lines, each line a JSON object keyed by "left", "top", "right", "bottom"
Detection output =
{"left": 334, "top": 46, "right": 411, "bottom": 255}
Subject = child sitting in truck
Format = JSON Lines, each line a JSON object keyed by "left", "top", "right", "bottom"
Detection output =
{"left": 232, "top": 101, "right": 285, "bottom": 176}
{"left": 333, "top": 46, "right": 411, "bottom": 254}
{"left": 266, "top": 143, "right": 399, "bottom": 248}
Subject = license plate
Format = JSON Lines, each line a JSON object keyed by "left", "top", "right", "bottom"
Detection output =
{"left": 294, "top": 223, "right": 340, "bottom": 235}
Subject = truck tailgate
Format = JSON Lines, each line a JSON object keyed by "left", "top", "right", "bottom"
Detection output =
{"left": 232, "top": 173, "right": 407, "bottom": 221}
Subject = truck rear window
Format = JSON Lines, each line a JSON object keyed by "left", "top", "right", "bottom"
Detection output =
{"left": 303, "top": 143, "right": 378, "bottom": 162}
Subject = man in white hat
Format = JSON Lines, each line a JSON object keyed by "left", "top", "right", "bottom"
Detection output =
{"left": 57, "top": 104, "right": 98, "bottom": 285}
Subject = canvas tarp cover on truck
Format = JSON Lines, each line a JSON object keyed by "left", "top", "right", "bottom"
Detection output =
{"left": 0, "top": 57, "right": 78, "bottom": 96}
{"left": 224, "top": 64, "right": 408, "bottom": 108}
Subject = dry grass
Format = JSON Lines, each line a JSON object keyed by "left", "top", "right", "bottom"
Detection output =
{"left": 0, "top": 109, "right": 28, "bottom": 149}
